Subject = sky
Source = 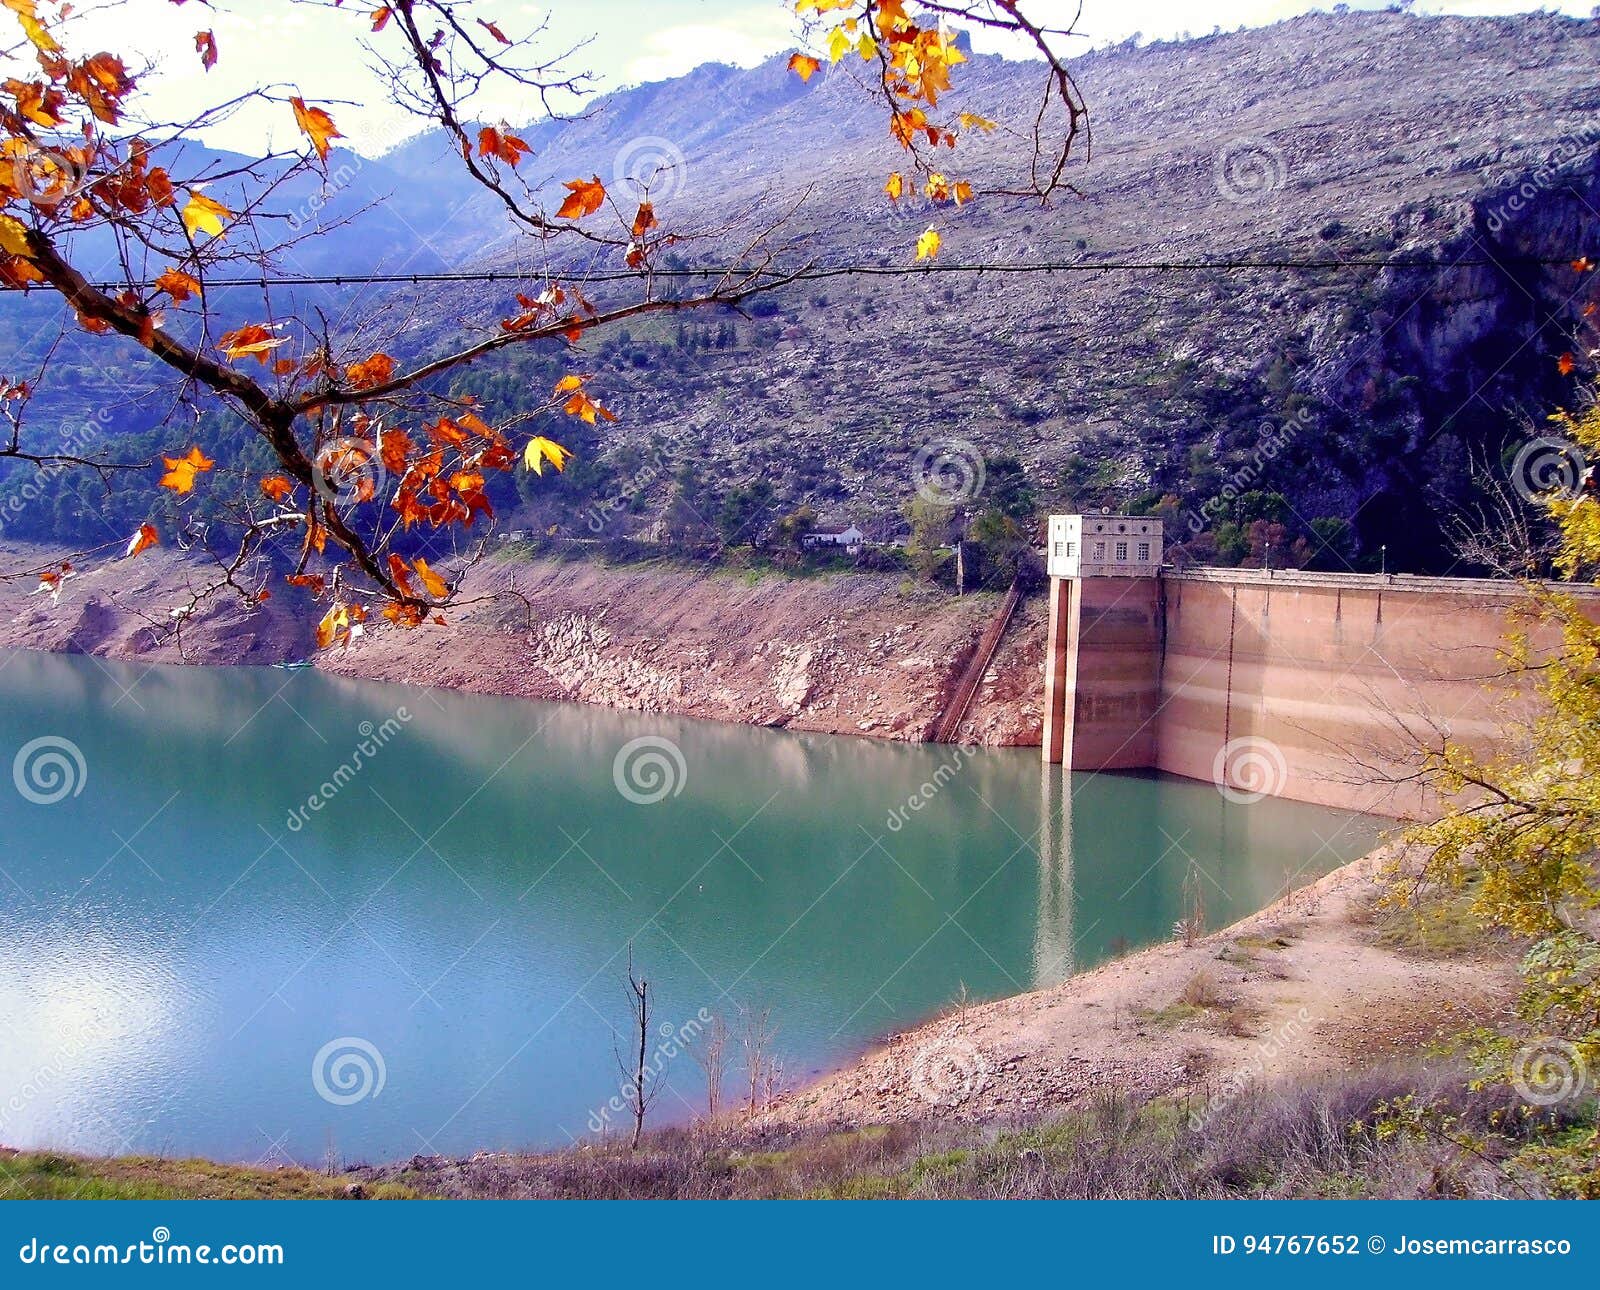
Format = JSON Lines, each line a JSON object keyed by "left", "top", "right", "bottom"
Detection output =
{"left": 47, "top": 0, "right": 1599, "bottom": 155}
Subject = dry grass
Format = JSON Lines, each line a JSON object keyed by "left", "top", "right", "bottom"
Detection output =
{"left": 0, "top": 1151, "right": 416, "bottom": 1200}
{"left": 1179, "top": 967, "right": 1230, "bottom": 1008}
{"left": 352, "top": 1058, "right": 1596, "bottom": 1200}
{"left": 9, "top": 1067, "right": 1591, "bottom": 1202}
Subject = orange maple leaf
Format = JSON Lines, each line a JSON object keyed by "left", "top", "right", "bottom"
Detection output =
{"left": 159, "top": 446, "right": 215, "bottom": 495}
{"left": 125, "top": 523, "right": 159, "bottom": 558}
{"left": 412, "top": 557, "right": 450, "bottom": 599}
{"left": 477, "top": 126, "right": 530, "bottom": 167}
{"left": 387, "top": 553, "right": 417, "bottom": 599}
{"left": 217, "top": 324, "right": 287, "bottom": 363}
{"left": 788, "top": 53, "right": 822, "bottom": 82}
{"left": 153, "top": 267, "right": 201, "bottom": 303}
{"left": 291, "top": 97, "right": 343, "bottom": 163}
{"left": 556, "top": 175, "right": 606, "bottom": 220}
{"left": 380, "top": 427, "right": 415, "bottom": 475}
{"left": 346, "top": 352, "right": 395, "bottom": 389}
{"left": 147, "top": 168, "right": 175, "bottom": 208}
{"left": 391, "top": 489, "right": 430, "bottom": 529}
{"left": 195, "top": 30, "right": 217, "bottom": 71}
{"left": 259, "top": 476, "right": 294, "bottom": 502}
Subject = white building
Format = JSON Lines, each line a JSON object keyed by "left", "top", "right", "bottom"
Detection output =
{"left": 1046, "top": 514, "right": 1163, "bottom": 578}
{"left": 802, "top": 525, "right": 865, "bottom": 550}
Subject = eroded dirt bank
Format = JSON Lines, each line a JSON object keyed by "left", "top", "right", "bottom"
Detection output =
{"left": 0, "top": 543, "right": 1045, "bottom": 745}
{"left": 760, "top": 842, "right": 1517, "bottom": 1132}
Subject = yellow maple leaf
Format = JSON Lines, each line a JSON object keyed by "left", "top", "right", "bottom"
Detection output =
{"left": 523, "top": 436, "right": 572, "bottom": 475}
{"left": 884, "top": 172, "right": 903, "bottom": 201}
{"left": 916, "top": 226, "right": 941, "bottom": 261}
{"left": 412, "top": 557, "right": 450, "bottom": 599}
{"left": 0, "top": 212, "right": 32, "bottom": 258}
{"left": 316, "top": 603, "right": 350, "bottom": 651}
{"left": 788, "top": 53, "right": 821, "bottom": 82}
{"left": 8, "top": 0, "right": 60, "bottom": 56}
{"left": 181, "top": 191, "right": 231, "bottom": 239}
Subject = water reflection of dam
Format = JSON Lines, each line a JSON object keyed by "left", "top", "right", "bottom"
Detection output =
{"left": 1027, "top": 756, "right": 1380, "bottom": 991}
{"left": 1033, "top": 765, "right": 1074, "bottom": 988}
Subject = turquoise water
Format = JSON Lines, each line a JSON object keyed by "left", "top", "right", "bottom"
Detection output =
{"left": 0, "top": 649, "right": 1382, "bottom": 1164}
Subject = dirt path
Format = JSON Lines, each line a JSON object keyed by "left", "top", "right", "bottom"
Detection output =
{"left": 762, "top": 842, "right": 1517, "bottom": 1129}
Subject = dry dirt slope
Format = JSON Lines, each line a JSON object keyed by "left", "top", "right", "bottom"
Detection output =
{"left": 316, "top": 553, "right": 1047, "bottom": 746}
{"left": 761, "top": 843, "right": 1519, "bottom": 1132}
{"left": 0, "top": 543, "right": 1047, "bottom": 746}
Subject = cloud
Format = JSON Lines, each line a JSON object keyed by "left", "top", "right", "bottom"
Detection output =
{"left": 622, "top": 15, "right": 797, "bottom": 84}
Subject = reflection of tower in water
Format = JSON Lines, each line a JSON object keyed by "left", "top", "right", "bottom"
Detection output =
{"left": 1032, "top": 765, "right": 1075, "bottom": 987}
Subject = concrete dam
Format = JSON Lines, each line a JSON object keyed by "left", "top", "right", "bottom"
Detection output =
{"left": 1038, "top": 515, "right": 1600, "bottom": 818}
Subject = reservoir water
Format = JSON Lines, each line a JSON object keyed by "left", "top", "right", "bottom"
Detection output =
{"left": 0, "top": 650, "right": 1383, "bottom": 1163}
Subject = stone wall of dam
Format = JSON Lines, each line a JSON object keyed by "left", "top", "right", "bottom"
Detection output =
{"left": 1042, "top": 567, "right": 1600, "bottom": 818}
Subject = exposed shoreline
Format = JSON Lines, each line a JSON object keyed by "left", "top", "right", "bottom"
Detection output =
{"left": 0, "top": 542, "right": 1046, "bottom": 749}
{"left": 754, "top": 840, "right": 1516, "bottom": 1134}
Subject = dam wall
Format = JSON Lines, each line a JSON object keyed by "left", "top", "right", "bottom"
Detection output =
{"left": 1046, "top": 567, "right": 1600, "bottom": 818}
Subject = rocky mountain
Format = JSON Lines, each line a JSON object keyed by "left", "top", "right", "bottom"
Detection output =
{"left": 5, "top": 9, "right": 1599, "bottom": 573}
